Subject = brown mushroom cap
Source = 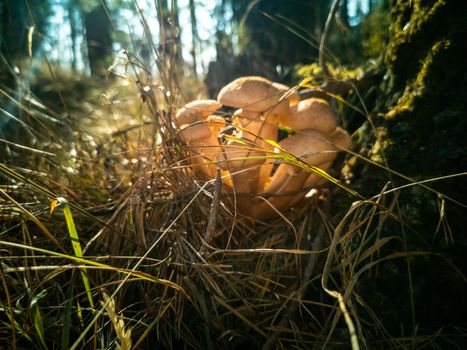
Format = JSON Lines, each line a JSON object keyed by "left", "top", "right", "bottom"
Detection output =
{"left": 279, "top": 98, "right": 337, "bottom": 134}
{"left": 278, "top": 129, "right": 337, "bottom": 173}
{"left": 175, "top": 99, "right": 221, "bottom": 126}
{"left": 217, "top": 76, "right": 291, "bottom": 114}
{"left": 328, "top": 126, "right": 353, "bottom": 151}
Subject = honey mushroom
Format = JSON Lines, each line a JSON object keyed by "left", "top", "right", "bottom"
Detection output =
{"left": 216, "top": 135, "right": 266, "bottom": 215}
{"left": 251, "top": 129, "right": 338, "bottom": 220}
{"left": 252, "top": 96, "right": 353, "bottom": 220}
{"left": 217, "top": 76, "right": 299, "bottom": 194}
{"left": 288, "top": 126, "right": 353, "bottom": 207}
{"left": 176, "top": 78, "right": 353, "bottom": 221}
{"left": 176, "top": 100, "right": 225, "bottom": 178}
{"left": 279, "top": 97, "right": 337, "bottom": 134}
{"left": 175, "top": 99, "right": 221, "bottom": 126}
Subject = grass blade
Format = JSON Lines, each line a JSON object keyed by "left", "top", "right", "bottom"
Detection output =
{"left": 51, "top": 197, "right": 95, "bottom": 310}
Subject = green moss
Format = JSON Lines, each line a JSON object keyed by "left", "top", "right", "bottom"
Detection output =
{"left": 385, "top": 39, "right": 450, "bottom": 120}
{"left": 376, "top": 0, "right": 467, "bottom": 179}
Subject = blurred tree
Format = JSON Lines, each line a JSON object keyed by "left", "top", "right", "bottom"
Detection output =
{"left": 157, "top": 0, "right": 183, "bottom": 69}
{"left": 78, "top": 0, "right": 113, "bottom": 77}
{"left": 67, "top": 0, "right": 80, "bottom": 72}
{"left": 205, "top": 0, "right": 332, "bottom": 96}
{"left": 0, "top": 0, "right": 52, "bottom": 158}
{"left": 0, "top": 0, "right": 51, "bottom": 64}
{"left": 189, "top": 0, "right": 199, "bottom": 75}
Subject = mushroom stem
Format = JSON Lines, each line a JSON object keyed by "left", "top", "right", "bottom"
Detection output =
{"left": 217, "top": 138, "right": 265, "bottom": 214}
{"left": 252, "top": 161, "right": 331, "bottom": 221}
{"left": 179, "top": 123, "right": 223, "bottom": 178}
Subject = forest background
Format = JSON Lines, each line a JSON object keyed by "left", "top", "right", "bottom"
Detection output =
{"left": 0, "top": 0, "right": 466, "bottom": 349}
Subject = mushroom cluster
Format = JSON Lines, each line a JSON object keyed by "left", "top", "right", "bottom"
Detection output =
{"left": 176, "top": 76, "right": 352, "bottom": 221}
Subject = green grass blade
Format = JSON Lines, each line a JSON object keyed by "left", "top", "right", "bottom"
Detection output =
{"left": 60, "top": 286, "right": 73, "bottom": 350}
{"left": 51, "top": 197, "right": 94, "bottom": 309}
{"left": 33, "top": 305, "right": 47, "bottom": 350}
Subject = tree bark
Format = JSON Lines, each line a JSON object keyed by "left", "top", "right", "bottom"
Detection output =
{"left": 189, "top": 0, "right": 199, "bottom": 75}
{"left": 83, "top": 1, "right": 112, "bottom": 77}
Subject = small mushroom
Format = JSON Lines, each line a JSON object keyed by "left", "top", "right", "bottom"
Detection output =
{"left": 232, "top": 108, "right": 279, "bottom": 193}
{"left": 251, "top": 129, "right": 337, "bottom": 220}
{"left": 217, "top": 136, "right": 265, "bottom": 214}
{"left": 328, "top": 126, "right": 353, "bottom": 151}
{"left": 279, "top": 98, "right": 337, "bottom": 135}
{"left": 179, "top": 122, "right": 223, "bottom": 178}
{"left": 176, "top": 100, "right": 226, "bottom": 178}
{"left": 288, "top": 127, "right": 353, "bottom": 206}
{"left": 175, "top": 99, "right": 221, "bottom": 126}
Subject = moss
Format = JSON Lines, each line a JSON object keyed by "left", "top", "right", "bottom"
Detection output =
{"left": 376, "top": 0, "right": 467, "bottom": 179}
{"left": 360, "top": 2, "right": 390, "bottom": 59}
{"left": 362, "top": 1, "right": 467, "bottom": 337}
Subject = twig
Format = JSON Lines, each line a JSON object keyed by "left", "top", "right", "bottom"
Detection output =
{"left": 319, "top": 0, "right": 341, "bottom": 80}
{"left": 200, "top": 168, "right": 222, "bottom": 255}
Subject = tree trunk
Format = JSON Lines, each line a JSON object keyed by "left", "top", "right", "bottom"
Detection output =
{"left": 157, "top": 0, "right": 182, "bottom": 66}
{"left": 359, "top": 0, "right": 467, "bottom": 340}
{"left": 189, "top": 0, "right": 198, "bottom": 75}
{"left": 67, "top": 0, "right": 78, "bottom": 71}
{"left": 372, "top": 0, "right": 467, "bottom": 226}
{"left": 83, "top": 1, "right": 112, "bottom": 77}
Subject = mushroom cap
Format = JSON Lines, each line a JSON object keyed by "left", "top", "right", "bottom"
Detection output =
{"left": 217, "top": 76, "right": 291, "bottom": 114}
{"left": 328, "top": 126, "right": 353, "bottom": 151}
{"left": 175, "top": 99, "right": 221, "bottom": 126}
{"left": 278, "top": 129, "right": 337, "bottom": 174}
{"left": 280, "top": 98, "right": 337, "bottom": 134}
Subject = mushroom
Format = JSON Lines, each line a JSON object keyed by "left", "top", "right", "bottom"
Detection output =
{"left": 217, "top": 76, "right": 298, "bottom": 121}
{"left": 176, "top": 100, "right": 224, "bottom": 178}
{"left": 175, "top": 99, "right": 221, "bottom": 126}
{"left": 218, "top": 77, "right": 299, "bottom": 195}
{"left": 279, "top": 98, "right": 337, "bottom": 135}
{"left": 216, "top": 136, "right": 265, "bottom": 215}
{"left": 179, "top": 122, "right": 223, "bottom": 178}
{"left": 232, "top": 108, "right": 278, "bottom": 193}
{"left": 288, "top": 126, "right": 353, "bottom": 206}
{"left": 232, "top": 109, "right": 278, "bottom": 144}
{"left": 251, "top": 129, "right": 338, "bottom": 220}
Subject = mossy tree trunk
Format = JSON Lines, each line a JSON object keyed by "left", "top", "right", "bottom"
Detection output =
{"left": 371, "top": 0, "right": 467, "bottom": 231}
{"left": 359, "top": 0, "right": 467, "bottom": 341}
